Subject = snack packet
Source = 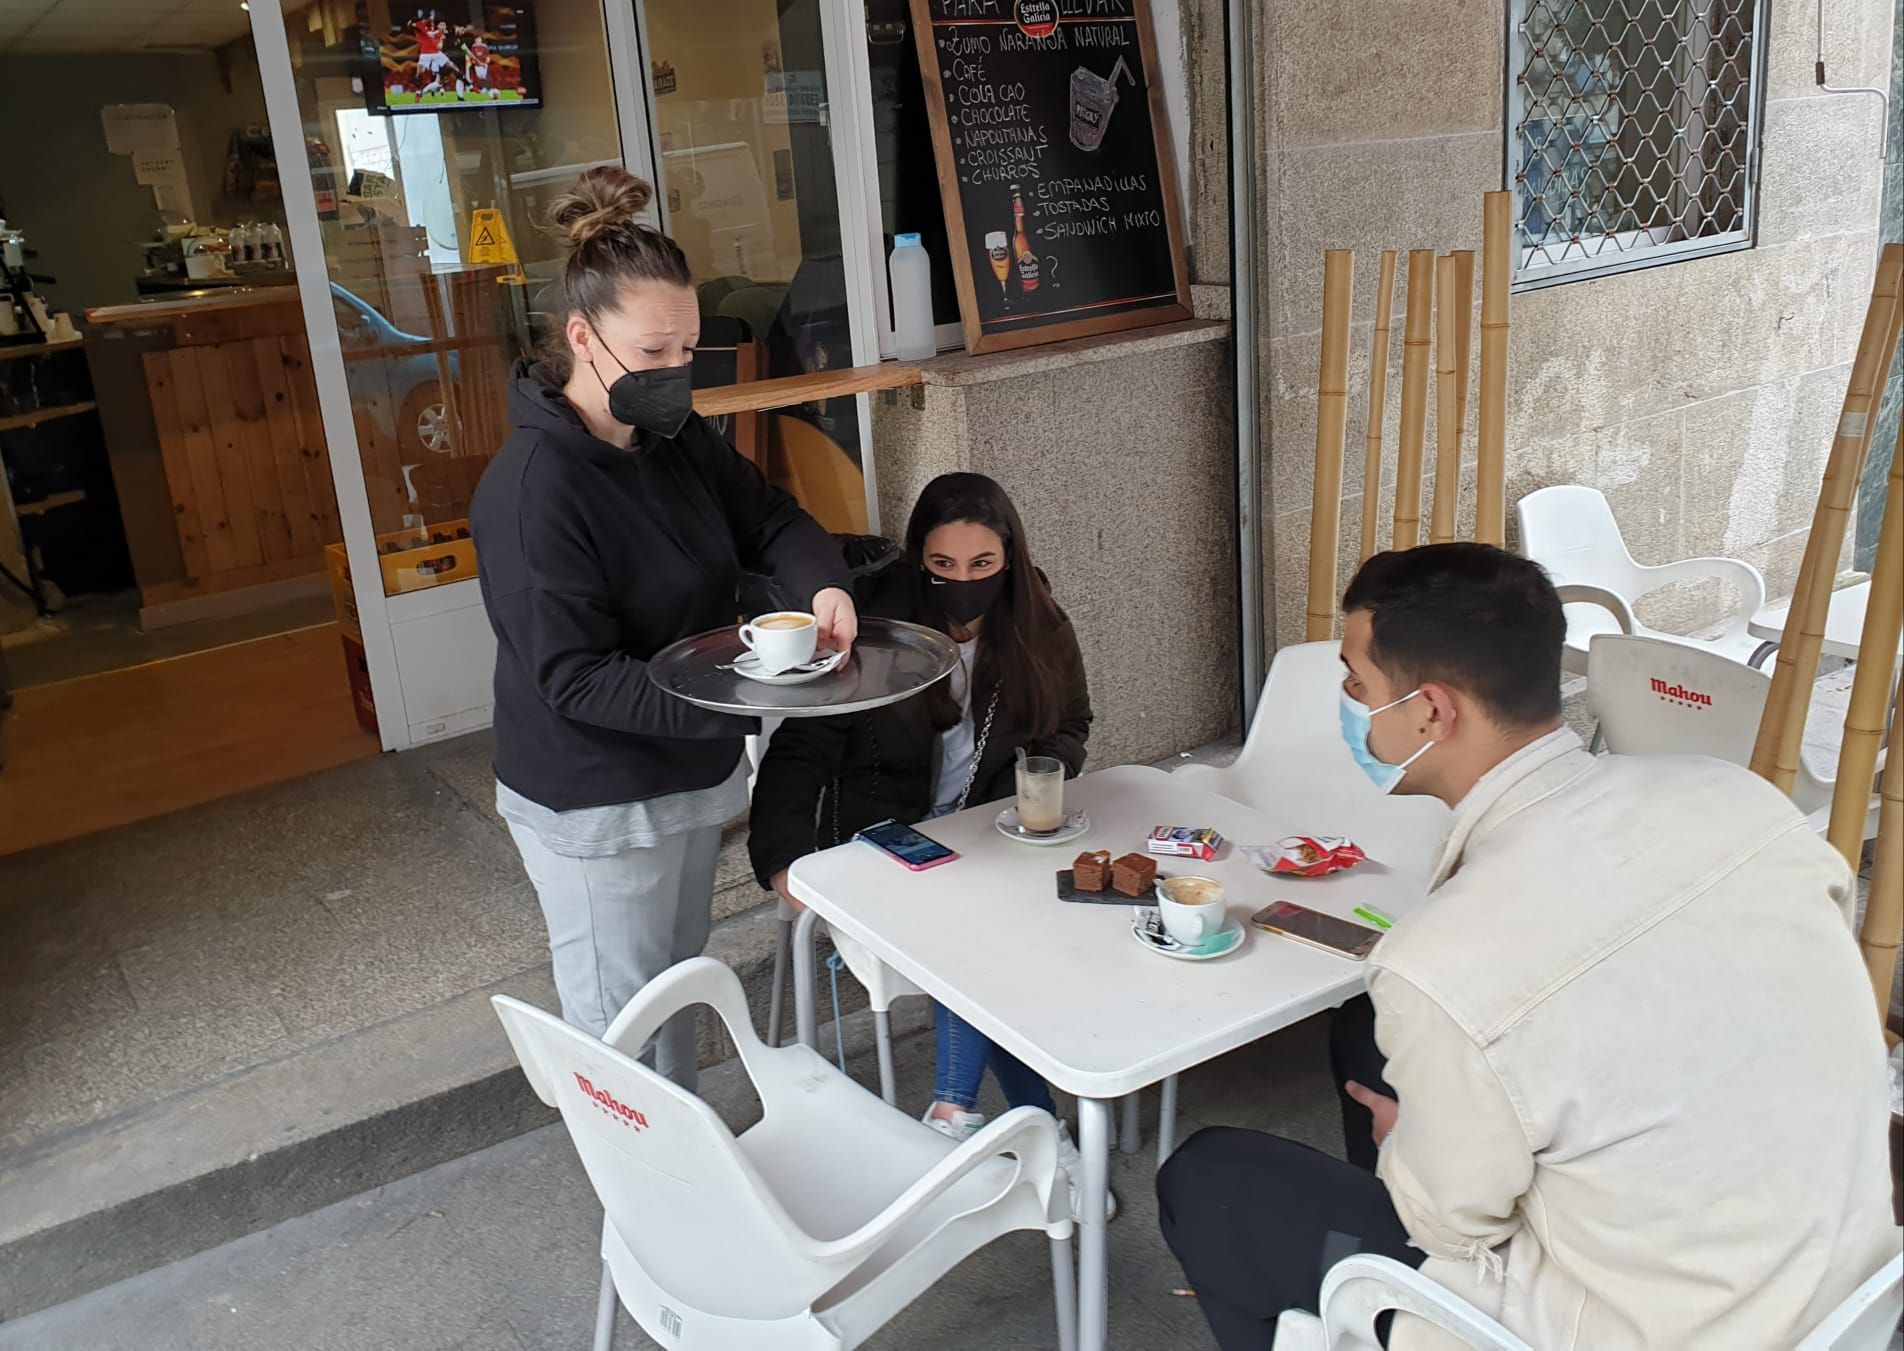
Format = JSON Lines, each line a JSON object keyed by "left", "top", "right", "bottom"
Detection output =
{"left": 1242, "top": 835, "right": 1367, "bottom": 878}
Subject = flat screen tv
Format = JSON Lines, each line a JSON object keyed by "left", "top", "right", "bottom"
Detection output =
{"left": 367, "top": 5, "right": 542, "bottom": 115}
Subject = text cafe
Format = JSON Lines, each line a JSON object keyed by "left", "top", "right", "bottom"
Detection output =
{"left": 0, "top": 0, "right": 1233, "bottom": 785}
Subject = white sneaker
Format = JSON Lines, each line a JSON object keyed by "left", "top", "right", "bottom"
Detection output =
{"left": 921, "top": 1103, "right": 986, "bottom": 1141}
{"left": 1056, "top": 1124, "right": 1118, "bottom": 1222}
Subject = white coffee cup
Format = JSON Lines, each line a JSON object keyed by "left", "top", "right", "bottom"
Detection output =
{"left": 1158, "top": 875, "right": 1225, "bottom": 948}
{"left": 738, "top": 611, "right": 818, "bottom": 674}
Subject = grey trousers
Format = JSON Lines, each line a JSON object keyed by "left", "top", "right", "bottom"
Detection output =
{"left": 506, "top": 820, "right": 722, "bottom": 1091}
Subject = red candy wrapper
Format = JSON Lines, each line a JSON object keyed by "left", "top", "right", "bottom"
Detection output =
{"left": 1244, "top": 835, "right": 1368, "bottom": 878}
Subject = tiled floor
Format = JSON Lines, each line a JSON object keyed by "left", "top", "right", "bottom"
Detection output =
{"left": 0, "top": 998, "right": 1347, "bottom": 1351}
{"left": 0, "top": 730, "right": 756, "bottom": 1154}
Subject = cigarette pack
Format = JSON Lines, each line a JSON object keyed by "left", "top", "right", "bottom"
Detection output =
{"left": 1146, "top": 826, "right": 1224, "bottom": 861}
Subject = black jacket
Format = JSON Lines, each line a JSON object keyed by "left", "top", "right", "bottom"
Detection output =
{"left": 471, "top": 361, "right": 849, "bottom": 811}
{"left": 747, "top": 561, "right": 1093, "bottom": 887}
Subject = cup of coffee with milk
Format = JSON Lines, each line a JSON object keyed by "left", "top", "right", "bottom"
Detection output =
{"left": 1157, "top": 875, "right": 1226, "bottom": 948}
{"left": 739, "top": 611, "right": 818, "bottom": 674}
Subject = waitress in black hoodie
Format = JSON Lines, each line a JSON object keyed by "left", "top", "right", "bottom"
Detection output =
{"left": 470, "top": 167, "right": 853, "bottom": 1088}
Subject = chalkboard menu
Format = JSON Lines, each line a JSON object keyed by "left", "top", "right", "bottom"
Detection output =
{"left": 910, "top": 0, "right": 1192, "bottom": 354}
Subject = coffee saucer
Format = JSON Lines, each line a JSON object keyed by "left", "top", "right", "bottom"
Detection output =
{"left": 1130, "top": 910, "right": 1246, "bottom": 961}
{"left": 995, "top": 809, "right": 1089, "bottom": 846}
{"left": 724, "top": 649, "right": 847, "bottom": 686}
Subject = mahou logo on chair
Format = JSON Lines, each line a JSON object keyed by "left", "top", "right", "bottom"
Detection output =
{"left": 573, "top": 1072, "right": 650, "bottom": 1130}
{"left": 1650, "top": 677, "right": 1713, "bottom": 708}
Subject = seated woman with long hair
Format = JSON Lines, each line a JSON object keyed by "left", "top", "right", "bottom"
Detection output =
{"left": 748, "top": 472, "right": 1112, "bottom": 1216}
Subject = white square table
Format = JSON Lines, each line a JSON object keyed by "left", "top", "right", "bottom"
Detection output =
{"left": 1750, "top": 580, "right": 1899, "bottom": 664}
{"left": 786, "top": 763, "right": 1436, "bottom": 1351}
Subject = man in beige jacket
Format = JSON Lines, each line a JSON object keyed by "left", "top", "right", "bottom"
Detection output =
{"left": 1158, "top": 543, "right": 1898, "bottom": 1349}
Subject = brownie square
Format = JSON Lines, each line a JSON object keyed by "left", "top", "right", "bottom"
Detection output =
{"left": 1111, "top": 852, "right": 1158, "bottom": 897}
{"left": 1072, "top": 850, "right": 1112, "bottom": 892}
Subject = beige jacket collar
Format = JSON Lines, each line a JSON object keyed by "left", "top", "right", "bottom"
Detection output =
{"left": 1428, "top": 726, "right": 1593, "bottom": 891}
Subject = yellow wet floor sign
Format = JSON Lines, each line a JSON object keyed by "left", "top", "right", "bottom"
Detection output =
{"left": 466, "top": 209, "right": 517, "bottom": 264}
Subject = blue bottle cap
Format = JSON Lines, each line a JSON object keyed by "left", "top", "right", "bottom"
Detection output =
{"left": 894, "top": 232, "right": 923, "bottom": 247}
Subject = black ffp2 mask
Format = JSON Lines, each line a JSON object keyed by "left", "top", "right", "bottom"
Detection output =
{"left": 591, "top": 335, "right": 693, "bottom": 439}
{"left": 929, "top": 570, "right": 1007, "bottom": 624}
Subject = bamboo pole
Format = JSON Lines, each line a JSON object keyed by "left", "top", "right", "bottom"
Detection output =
{"left": 1358, "top": 250, "right": 1399, "bottom": 563}
{"left": 1475, "top": 192, "right": 1511, "bottom": 546}
{"left": 1751, "top": 243, "right": 1904, "bottom": 791}
{"left": 1307, "top": 249, "right": 1355, "bottom": 641}
{"left": 1431, "top": 254, "right": 1461, "bottom": 544}
{"left": 1827, "top": 416, "right": 1904, "bottom": 867}
{"left": 1452, "top": 249, "right": 1475, "bottom": 435}
{"left": 1393, "top": 250, "right": 1434, "bottom": 551}
{"left": 1861, "top": 689, "right": 1903, "bottom": 1028}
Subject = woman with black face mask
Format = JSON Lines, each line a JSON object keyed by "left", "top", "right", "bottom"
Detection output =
{"left": 469, "top": 167, "right": 855, "bottom": 1087}
{"left": 747, "top": 472, "right": 1106, "bottom": 1216}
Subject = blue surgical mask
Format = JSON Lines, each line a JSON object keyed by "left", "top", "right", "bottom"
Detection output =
{"left": 1339, "top": 687, "right": 1431, "bottom": 794}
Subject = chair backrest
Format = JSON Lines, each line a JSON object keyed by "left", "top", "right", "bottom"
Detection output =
{"left": 1587, "top": 634, "right": 1770, "bottom": 766}
{"left": 1218, "top": 641, "right": 1450, "bottom": 876}
{"left": 1516, "top": 485, "right": 1643, "bottom": 596}
{"left": 1587, "top": 633, "right": 1842, "bottom": 821}
{"left": 1796, "top": 1255, "right": 1904, "bottom": 1350}
{"left": 491, "top": 959, "right": 851, "bottom": 1320}
{"left": 1319, "top": 1254, "right": 1531, "bottom": 1350}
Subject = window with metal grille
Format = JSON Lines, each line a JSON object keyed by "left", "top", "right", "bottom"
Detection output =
{"left": 1506, "top": 0, "right": 1766, "bottom": 289}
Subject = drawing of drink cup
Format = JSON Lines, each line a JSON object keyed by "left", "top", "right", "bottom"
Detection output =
{"left": 986, "top": 231, "right": 1011, "bottom": 305}
{"left": 1070, "top": 56, "right": 1135, "bottom": 151}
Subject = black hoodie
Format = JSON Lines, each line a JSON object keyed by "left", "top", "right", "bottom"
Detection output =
{"left": 470, "top": 361, "right": 849, "bottom": 812}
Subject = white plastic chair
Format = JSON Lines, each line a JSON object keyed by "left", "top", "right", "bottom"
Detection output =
{"left": 1587, "top": 634, "right": 1882, "bottom": 848}
{"left": 1271, "top": 1254, "right": 1530, "bottom": 1350}
{"left": 1272, "top": 1251, "right": 1904, "bottom": 1351}
{"left": 492, "top": 957, "right": 1077, "bottom": 1351}
{"left": 1517, "top": 485, "right": 1767, "bottom": 675}
{"left": 1797, "top": 1254, "right": 1904, "bottom": 1349}
{"left": 1172, "top": 641, "right": 1452, "bottom": 879}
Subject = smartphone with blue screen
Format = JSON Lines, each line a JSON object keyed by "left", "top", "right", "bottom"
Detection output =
{"left": 856, "top": 819, "right": 959, "bottom": 872}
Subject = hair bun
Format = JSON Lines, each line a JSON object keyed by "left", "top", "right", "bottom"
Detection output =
{"left": 550, "top": 167, "right": 655, "bottom": 251}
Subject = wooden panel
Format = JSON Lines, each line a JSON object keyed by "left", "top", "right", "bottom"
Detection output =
{"left": 141, "top": 351, "right": 211, "bottom": 580}
{"left": 0, "top": 625, "right": 376, "bottom": 859}
{"left": 254, "top": 336, "right": 319, "bottom": 559}
{"left": 226, "top": 340, "right": 295, "bottom": 563}
{"left": 281, "top": 335, "right": 343, "bottom": 545}
{"left": 197, "top": 348, "right": 266, "bottom": 569}
{"left": 167, "top": 348, "right": 239, "bottom": 575}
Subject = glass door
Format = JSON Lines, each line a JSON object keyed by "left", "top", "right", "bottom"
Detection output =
{"left": 635, "top": 0, "right": 874, "bottom": 533}
{"left": 252, "top": 0, "right": 879, "bottom": 748}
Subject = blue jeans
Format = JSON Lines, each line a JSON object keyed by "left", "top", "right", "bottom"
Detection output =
{"left": 932, "top": 1001, "right": 1056, "bottom": 1113}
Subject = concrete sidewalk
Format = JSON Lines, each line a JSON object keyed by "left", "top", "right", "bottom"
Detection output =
{"left": 0, "top": 999, "right": 1348, "bottom": 1351}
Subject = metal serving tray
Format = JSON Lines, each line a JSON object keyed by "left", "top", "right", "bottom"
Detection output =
{"left": 647, "top": 617, "right": 960, "bottom": 718}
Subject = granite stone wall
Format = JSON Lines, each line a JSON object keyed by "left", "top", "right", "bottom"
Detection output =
{"left": 1238, "top": 0, "right": 1894, "bottom": 646}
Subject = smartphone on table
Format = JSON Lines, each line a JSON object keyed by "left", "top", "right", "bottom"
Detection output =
{"left": 857, "top": 819, "right": 959, "bottom": 872}
{"left": 1250, "top": 900, "right": 1383, "bottom": 960}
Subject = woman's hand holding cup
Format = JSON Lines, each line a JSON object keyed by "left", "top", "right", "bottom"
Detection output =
{"left": 812, "top": 586, "right": 858, "bottom": 656}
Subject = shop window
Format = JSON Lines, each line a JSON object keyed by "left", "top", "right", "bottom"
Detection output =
{"left": 1507, "top": 0, "right": 1765, "bottom": 289}
{"left": 642, "top": 0, "right": 872, "bottom": 531}
{"left": 865, "top": 0, "right": 961, "bottom": 333}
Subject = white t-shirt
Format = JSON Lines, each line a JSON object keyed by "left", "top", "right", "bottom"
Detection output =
{"left": 929, "top": 638, "right": 981, "bottom": 816}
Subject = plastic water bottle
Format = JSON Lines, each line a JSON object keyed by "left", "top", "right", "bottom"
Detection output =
{"left": 888, "top": 232, "right": 936, "bottom": 361}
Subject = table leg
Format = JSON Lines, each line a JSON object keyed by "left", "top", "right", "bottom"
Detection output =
{"left": 1119, "top": 1092, "right": 1142, "bottom": 1155}
{"left": 1077, "top": 1096, "right": 1112, "bottom": 1351}
{"left": 1157, "top": 1074, "right": 1179, "bottom": 1166}
{"left": 793, "top": 907, "right": 822, "bottom": 1052}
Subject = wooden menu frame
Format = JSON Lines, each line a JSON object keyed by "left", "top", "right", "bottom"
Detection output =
{"left": 909, "top": 0, "right": 1194, "bottom": 355}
